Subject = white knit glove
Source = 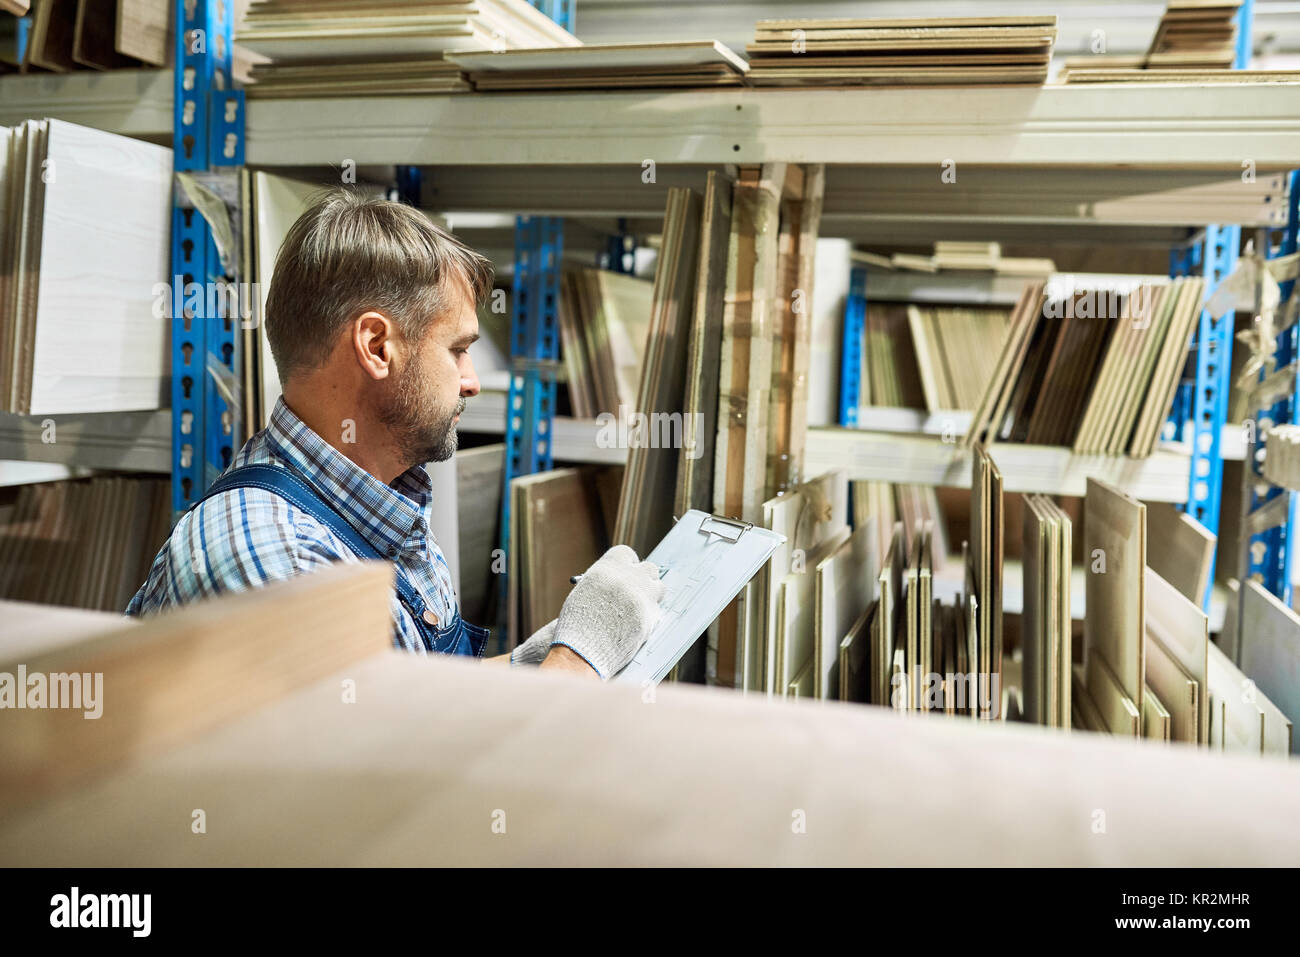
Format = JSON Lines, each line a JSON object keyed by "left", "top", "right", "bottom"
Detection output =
{"left": 551, "top": 545, "right": 665, "bottom": 679}
{"left": 510, "top": 619, "right": 557, "bottom": 667}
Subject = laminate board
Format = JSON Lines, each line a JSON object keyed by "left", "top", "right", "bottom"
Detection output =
{"left": 448, "top": 41, "right": 749, "bottom": 74}
{"left": 1084, "top": 478, "right": 1146, "bottom": 717}
{"left": 1238, "top": 580, "right": 1300, "bottom": 754}
{"left": 1085, "top": 650, "right": 1141, "bottom": 736}
{"left": 23, "top": 120, "right": 171, "bottom": 414}
{"left": 838, "top": 601, "right": 874, "bottom": 703}
{"left": 813, "top": 519, "right": 876, "bottom": 699}
{"left": 1144, "top": 565, "right": 1208, "bottom": 744}
{"left": 455, "top": 444, "right": 503, "bottom": 624}
{"left": 1142, "top": 685, "right": 1172, "bottom": 742}
{"left": 1207, "top": 640, "right": 1268, "bottom": 754}
{"left": 874, "top": 522, "right": 906, "bottom": 706}
{"left": 1144, "top": 501, "right": 1215, "bottom": 607}
{"left": 1145, "top": 629, "right": 1202, "bottom": 745}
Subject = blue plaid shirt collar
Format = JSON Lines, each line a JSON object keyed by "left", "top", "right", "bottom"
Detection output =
{"left": 263, "top": 397, "right": 433, "bottom": 559}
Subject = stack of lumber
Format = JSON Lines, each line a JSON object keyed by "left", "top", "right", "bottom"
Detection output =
{"left": 450, "top": 40, "right": 749, "bottom": 91}
{"left": 5, "top": 0, "right": 168, "bottom": 74}
{"left": 557, "top": 267, "right": 653, "bottom": 419}
{"left": 1262, "top": 424, "right": 1300, "bottom": 491}
{"left": 238, "top": 0, "right": 579, "bottom": 97}
{"left": 1, "top": 119, "right": 171, "bottom": 415}
{"left": 506, "top": 464, "right": 622, "bottom": 644}
{"left": 0, "top": 475, "right": 170, "bottom": 612}
{"left": 907, "top": 304, "right": 1013, "bottom": 412}
{"left": 1073, "top": 477, "right": 1293, "bottom": 753}
{"left": 744, "top": 15, "right": 1056, "bottom": 87}
{"left": 962, "top": 277, "right": 1205, "bottom": 456}
{"left": 1146, "top": 0, "right": 1240, "bottom": 69}
{"left": 1061, "top": 0, "right": 1253, "bottom": 82}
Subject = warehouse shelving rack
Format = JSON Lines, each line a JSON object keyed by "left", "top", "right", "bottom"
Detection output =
{"left": 3, "top": 6, "right": 1299, "bottom": 612}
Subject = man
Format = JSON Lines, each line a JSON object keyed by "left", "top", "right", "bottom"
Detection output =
{"left": 128, "top": 190, "right": 663, "bottom": 680}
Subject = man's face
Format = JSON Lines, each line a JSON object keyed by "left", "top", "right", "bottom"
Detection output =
{"left": 377, "top": 274, "right": 481, "bottom": 467}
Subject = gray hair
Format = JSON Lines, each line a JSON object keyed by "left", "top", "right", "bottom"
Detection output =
{"left": 264, "top": 188, "right": 493, "bottom": 382}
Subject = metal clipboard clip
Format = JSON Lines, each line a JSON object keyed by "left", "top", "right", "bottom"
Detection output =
{"left": 698, "top": 514, "right": 752, "bottom": 544}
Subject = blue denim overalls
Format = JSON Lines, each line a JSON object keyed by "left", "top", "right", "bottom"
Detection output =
{"left": 197, "top": 463, "right": 489, "bottom": 657}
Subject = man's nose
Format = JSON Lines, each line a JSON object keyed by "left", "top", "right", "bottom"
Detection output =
{"left": 461, "top": 357, "right": 481, "bottom": 397}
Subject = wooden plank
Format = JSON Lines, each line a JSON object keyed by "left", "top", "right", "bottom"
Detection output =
{"left": 838, "top": 601, "right": 874, "bottom": 703}
{"left": 0, "top": 562, "right": 394, "bottom": 811}
{"left": 1145, "top": 628, "right": 1202, "bottom": 745}
{"left": 1142, "top": 685, "right": 1172, "bottom": 742}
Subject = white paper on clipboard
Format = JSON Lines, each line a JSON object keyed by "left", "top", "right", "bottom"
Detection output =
{"left": 614, "top": 510, "right": 785, "bottom": 685}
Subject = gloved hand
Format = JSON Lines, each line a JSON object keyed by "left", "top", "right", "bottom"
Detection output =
{"left": 510, "top": 619, "right": 557, "bottom": 667}
{"left": 551, "top": 544, "right": 665, "bottom": 679}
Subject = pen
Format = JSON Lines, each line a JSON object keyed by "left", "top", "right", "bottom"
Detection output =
{"left": 570, "top": 566, "right": 669, "bottom": 585}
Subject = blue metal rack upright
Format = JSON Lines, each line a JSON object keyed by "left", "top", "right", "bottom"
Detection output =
{"left": 1170, "top": 225, "right": 1240, "bottom": 589}
{"left": 171, "top": 0, "right": 245, "bottom": 515}
{"left": 838, "top": 266, "right": 867, "bottom": 428}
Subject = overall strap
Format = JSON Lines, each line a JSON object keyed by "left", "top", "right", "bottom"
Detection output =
{"left": 196, "top": 463, "right": 426, "bottom": 614}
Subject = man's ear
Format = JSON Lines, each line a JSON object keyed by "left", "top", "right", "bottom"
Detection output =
{"left": 353, "top": 311, "right": 397, "bottom": 380}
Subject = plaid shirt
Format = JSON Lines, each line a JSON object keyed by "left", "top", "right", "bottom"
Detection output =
{"left": 126, "top": 397, "right": 458, "bottom": 652}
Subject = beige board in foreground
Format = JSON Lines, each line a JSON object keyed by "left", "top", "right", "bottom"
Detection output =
{"left": 6, "top": 644, "right": 1300, "bottom": 865}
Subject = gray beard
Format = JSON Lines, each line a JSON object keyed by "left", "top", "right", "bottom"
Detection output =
{"left": 378, "top": 360, "right": 465, "bottom": 467}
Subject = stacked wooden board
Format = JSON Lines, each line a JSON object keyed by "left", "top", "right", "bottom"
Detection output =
{"left": 557, "top": 267, "right": 653, "bottom": 419}
{"left": 239, "top": 0, "right": 578, "bottom": 97}
{"left": 961, "top": 278, "right": 1204, "bottom": 456}
{"left": 1060, "top": 1, "right": 1240, "bottom": 81}
{"left": 744, "top": 16, "right": 1056, "bottom": 87}
{"left": 9, "top": 0, "right": 168, "bottom": 73}
{"left": 1146, "top": 0, "right": 1241, "bottom": 69}
{"left": 1062, "top": 68, "right": 1300, "bottom": 84}
{"left": 858, "top": 303, "right": 925, "bottom": 409}
{"left": 449, "top": 41, "right": 749, "bottom": 91}
{"left": 1, "top": 119, "right": 171, "bottom": 415}
{"left": 0, "top": 475, "right": 170, "bottom": 612}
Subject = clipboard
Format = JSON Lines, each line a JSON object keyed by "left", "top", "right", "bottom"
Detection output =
{"left": 614, "top": 510, "right": 786, "bottom": 685}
